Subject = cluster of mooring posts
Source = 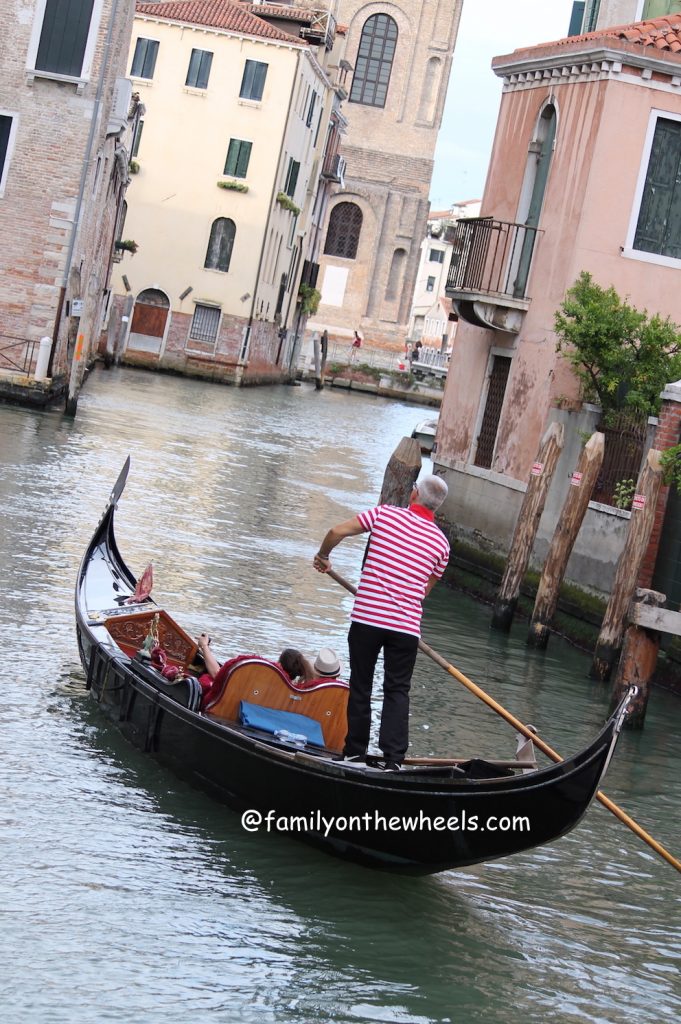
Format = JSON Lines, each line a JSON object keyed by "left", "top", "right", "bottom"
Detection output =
{"left": 373, "top": 436, "right": 681, "bottom": 873}
{"left": 489, "top": 425, "right": 670, "bottom": 729}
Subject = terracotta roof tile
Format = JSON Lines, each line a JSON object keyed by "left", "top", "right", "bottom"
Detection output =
{"left": 135, "top": 0, "right": 304, "bottom": 43}
{"left": 496, "top": 13, "right": 681, "bottom": 64}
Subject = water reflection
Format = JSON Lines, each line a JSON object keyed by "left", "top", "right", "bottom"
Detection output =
{"left": 1, "top": 366, "right": 680, "bottom": 1024}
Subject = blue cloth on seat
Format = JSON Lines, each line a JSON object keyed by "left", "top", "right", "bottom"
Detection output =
{"left": 239, "top": 701, "right": 325, "bottom": 746}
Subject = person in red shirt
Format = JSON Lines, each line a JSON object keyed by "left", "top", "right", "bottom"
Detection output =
{"left": 313, "top": 475, "right": 449, "bottom": 770}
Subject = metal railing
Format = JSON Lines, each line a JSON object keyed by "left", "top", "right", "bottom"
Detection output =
{"left": 446, "top": 217, "right": 540, "bottom": 302}
{"left": 0, "top": 336, "right": 39, "bottom": 374}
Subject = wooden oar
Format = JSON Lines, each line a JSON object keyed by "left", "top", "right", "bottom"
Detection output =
{"left": 325, "top": 566, "right": 681, "bottom": 874}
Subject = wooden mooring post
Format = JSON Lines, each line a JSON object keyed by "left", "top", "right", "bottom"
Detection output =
{"left": 491, "top": 422, "right": 564, "bottom": 631}
{"left": 591, "top": 449, "right": 664, "bottom": 682}
{"left": 610, "top": 589, "right": 665, "bottom": 728}
{"left": 380, "top": 437, "right": 422, "bottom": 506}
{"left": 528, "top": 432, "right": 604, "bottom": 649}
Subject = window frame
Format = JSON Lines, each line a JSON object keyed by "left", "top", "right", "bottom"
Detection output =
{"left": 239, "top": 59, "right": 268, "bottom": 102}
{"left": 224, "top": 138, "right": 252, "bottom": 179}
{"left": 324, "top": 201, "right": 363, "bottom": 260}
{"left": 204, "top": 217, "right": 236, "bottom": 273}
{"left": 130, "top": 37, "right": 160, "bottom": 81}
{"left": 623, "top": 108, "right": 681, "bottom": 270}
{"left": 283, "top": 158, "right": 300, "bottom": 199}
{"left": 0, "top": 112, "right": 19, "bottom": 198}
{"left": 188, "top": 303, "right": 221, "bottom": 347}
{"left": 185, "top": 47, "right": 213, "bottom": 90}
{"left": 349, "top": 13, "right": 398, "bottom": 109}
{"left": 426, "top": 275, "right": 436, "bottom": 293}
{"left": 26, "top": 0, "right": 104, "bottom": 83}
{"left": 429, "top": 248, "right": 445, "bottom": 263}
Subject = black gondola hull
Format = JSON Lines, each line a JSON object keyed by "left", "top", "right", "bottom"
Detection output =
{"left": 75, "top": 466, "right": 633, "bottom": 874}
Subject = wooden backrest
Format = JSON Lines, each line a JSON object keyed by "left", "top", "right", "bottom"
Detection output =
{"left": 205, "top": 658, "right": 349, "bottom": 752}
{"left": 104, "top": 609, "right": 198, "bottom": 668}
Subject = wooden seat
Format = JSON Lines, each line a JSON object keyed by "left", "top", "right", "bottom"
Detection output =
{"left": 104, "top": 608, "right": 198, "bottom": 668}
{"left": 204, "top": 657, "right": 349, "bottom": 752}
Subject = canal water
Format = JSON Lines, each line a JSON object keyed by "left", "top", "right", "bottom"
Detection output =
{"left": 1, "top": 366, "right": 679, "bottom": 1024}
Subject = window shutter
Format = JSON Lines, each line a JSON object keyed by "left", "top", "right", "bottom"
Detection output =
{"left": 236, "top": 141, "right": 251, "bottom": 178}
{"left": 36, "top": 0, "right": 95, "bottom": 77}
{"left": 634, "top": 118, "right": 681, "bottom": 259}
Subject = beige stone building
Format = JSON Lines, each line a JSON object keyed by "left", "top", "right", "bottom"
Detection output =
{"left": 569, "top": 0, "right": 681, "bottom": 33}
{"left": 0, "top": 0, "right": 137, "bottom": 409}
{"left": 108, "top": 0, "right": 346, "bottom": 384}
{"left": 302, "top": 0, "right": 463, "bottom": 350}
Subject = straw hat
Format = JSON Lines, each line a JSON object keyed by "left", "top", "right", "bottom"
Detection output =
{"left": 314, "top": 648, "right": 341, "bottom": 677}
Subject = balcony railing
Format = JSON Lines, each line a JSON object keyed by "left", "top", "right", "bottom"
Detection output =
{"left": 446, "top": 217, "right": 539, "bottom": 302}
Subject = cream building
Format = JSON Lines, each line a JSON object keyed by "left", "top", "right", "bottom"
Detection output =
{"left": 569, "top": 0, "right": 681, "bottom": 33}
{"left": 109, "top": 0, "right": 344, "bottom": 383}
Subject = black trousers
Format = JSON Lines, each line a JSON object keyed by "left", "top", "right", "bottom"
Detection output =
{"left": 344, "top": 621, "right": 419, "bottom": 763}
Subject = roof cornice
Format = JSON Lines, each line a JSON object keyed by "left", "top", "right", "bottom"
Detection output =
{"left": 493, "top": 38, "right": 681, "bottom": 80}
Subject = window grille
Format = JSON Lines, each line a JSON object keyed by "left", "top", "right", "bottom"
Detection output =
{"left": 324, "top": 202, "right": 363, "bottom": 259}
{"left": 474, "top": 356, "right": 511, "bottom": 469}
{"left": 350, "top": 14, "right": 398, "bottom": 108}
{"left": 190, "top": 304, "right": 221, "bottom": 344}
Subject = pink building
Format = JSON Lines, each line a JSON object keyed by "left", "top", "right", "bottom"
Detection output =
{"left": 435, "top": 13, "right": 681, "bottom": 591}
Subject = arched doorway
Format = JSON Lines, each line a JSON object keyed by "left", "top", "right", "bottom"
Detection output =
{"left": 127, "top": 288, "right": 170, "bottom": 356}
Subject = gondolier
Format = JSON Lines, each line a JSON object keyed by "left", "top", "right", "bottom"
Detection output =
{"left": 313, "top": 475, "right": 450, "bottom": 769}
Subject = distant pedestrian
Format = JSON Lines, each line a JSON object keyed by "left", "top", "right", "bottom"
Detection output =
{"left": 350, "top": 330, "right": 362, "bottom": 363}
{"left": 320, "top": 329, "right": 328, "bottom": 361}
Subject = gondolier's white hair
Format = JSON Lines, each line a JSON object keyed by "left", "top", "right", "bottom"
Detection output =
{"left": 417, "top": 475, "right": 448, "bottom": 511}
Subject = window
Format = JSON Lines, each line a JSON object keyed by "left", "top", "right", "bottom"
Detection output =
{"left": 35, "top": 0, "right": 96, "bottom": 77}
{"left": 474, "top": 355, "right": 511, "bottom": 469}
{"left": 131, "top": 38, "right": 159, "bottom": 80}
{"left": 185, "top": 48, "right": 213, "bottom": 89}
{"left": 224, "top": 139, "right": 252, "bottom": 178}
{"left": 240, "top": 60, "right": 268, "bottom": 101}
{"left": 633, "top": 117, "right": 681, "bottom": 261}
{"left": 131, "top": 119, "right": 144, "bottom": 158}
{"left": 284, "top": 158, "right": 300, "bottom": 199}
{"left": 426, "top": 276, "right": 436, "bottom": 292}
{"left": 204, "top": 218, "right": 236, "bottom": 272}
{"left": 306, "top": 90, "right": 317, "bottom": 128}
{"left": 429, "top": 248, "right": 444, "bottom": 263}
{"left": 190, "top": 304, "right": 221, "bottom": 344}
{"left": 350, "top": 14, "right": 398, "bottom": 108}
{"left": 0, "top": 115, "right": 16, "bottom": 196}
{"left": 324, "top": 202, "right": 363, "bottom": 259}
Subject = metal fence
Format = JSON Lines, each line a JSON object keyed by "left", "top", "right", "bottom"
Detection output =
{"left": 0, "top": 336, "right": 39, "bottom": 375}
{"left": 592, "top": 411, "right": 650, "bottom": 507}
{"left": 446, "top": 217, "right": 539, "bottom": 301}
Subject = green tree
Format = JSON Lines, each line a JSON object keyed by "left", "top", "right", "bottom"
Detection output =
{"left": 555, "top": 271, "right": 681, "bottom": 420}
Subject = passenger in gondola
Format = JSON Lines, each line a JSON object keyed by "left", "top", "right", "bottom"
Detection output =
{"left": 278, "top": 647, "right": 315, "bottom": 683}
{"left": 311, "top": 648, "right": 343, "bottom": 681}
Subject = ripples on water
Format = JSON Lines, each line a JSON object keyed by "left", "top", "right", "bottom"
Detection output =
{"left": 0, "top": 367, "right": 679, "bottom": 1024}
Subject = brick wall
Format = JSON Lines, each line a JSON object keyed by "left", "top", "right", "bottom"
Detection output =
{"left": 639, "top": 399, "right": 681, "bottom": 586}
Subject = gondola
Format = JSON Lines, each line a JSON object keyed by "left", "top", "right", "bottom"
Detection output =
{"left": 75, "top": 459, "right": 635, "bottom": 875}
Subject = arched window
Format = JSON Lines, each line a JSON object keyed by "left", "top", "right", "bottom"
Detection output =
{"left": 204, "top": 218, "right": 235, "bottom": 272}
{"left": 350, "top": 14, "right": 398, "bottom": 108}
{"left": 324, "top": 202, "right": 363, "bottom": 259}
{"left": 385, "top": 247, "right": 406, "bottom": 301}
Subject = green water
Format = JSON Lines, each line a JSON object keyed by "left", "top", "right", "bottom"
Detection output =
{"left": 0, "top": 366, "right": 678, "bottom": 1024}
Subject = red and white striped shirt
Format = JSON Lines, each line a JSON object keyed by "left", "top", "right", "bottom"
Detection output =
{"left": 351, "top": 504, "right": 450, "bottom": 636}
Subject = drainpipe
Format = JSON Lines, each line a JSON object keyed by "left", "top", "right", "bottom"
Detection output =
{"left": 241, "top": 49, "right": 299, "bottom": 365}
{"left": 60, "top": 0, "right": 123, "bottom": 412}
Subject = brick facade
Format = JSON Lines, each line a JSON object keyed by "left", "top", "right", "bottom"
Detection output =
{"left": 0, "top": 0, "right": 136, "bottom": 401}
{"left": 639, "top": 396, "right": 681, "bottom": 587}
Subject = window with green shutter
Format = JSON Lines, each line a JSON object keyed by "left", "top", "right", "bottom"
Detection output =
{"left": 131, "top": 38, "right": 159, "bottom": 80}
{"left": 35, "top": 0, "right": 95, "bottom": 77}
{"left": 186, "top": 49, "right": 213, "bottom": 90}
{"left": 284, "top": 158, "right": 300, "bottom": 199}
{"left": 224, "top": 139, "right": 252, "bottom": 179}
{"left": 240, "top": 60, "right": 268, "bottom": 101}
{"left": 633, "top": 117, "right": 681, "bottom": 261}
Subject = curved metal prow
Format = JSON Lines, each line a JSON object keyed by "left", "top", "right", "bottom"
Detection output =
{"left": 109, "top": 456, "right": 131, "bottom": 510}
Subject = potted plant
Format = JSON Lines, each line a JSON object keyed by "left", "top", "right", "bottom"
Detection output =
{"left": 114, "top": 239, "right": 139, "bottom": 254}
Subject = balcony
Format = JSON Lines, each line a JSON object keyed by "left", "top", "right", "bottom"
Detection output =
{"left": 445, "top": 217, "right": 539, "bottom": 333}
